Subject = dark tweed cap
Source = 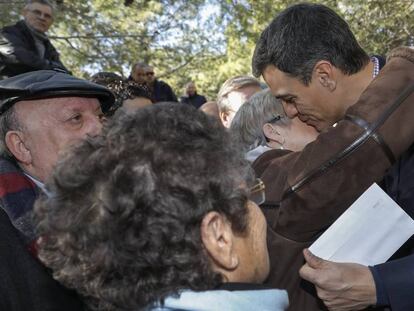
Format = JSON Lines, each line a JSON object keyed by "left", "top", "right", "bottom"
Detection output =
{"left": 0, "top": 70, "right": 115, "bottom": 115}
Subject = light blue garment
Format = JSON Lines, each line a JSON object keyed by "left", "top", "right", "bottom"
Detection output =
{"left": 148, "top": 288, "right": 289, "bottom": 311}
{"left": 245, "top": 145, "right": 272, "bottom": 163}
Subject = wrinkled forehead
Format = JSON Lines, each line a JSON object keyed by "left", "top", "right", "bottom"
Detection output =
{"left": 14, "top": 96, "right": 100, "bottom": 118}
{"left": 27, "top": 2, "right": 54, "bottom": 15}
{"left": 227, "top": 85, "right": 261, "bottom": 110}
{"left": 133, "top": 66, "right": 146, "bottom": 73}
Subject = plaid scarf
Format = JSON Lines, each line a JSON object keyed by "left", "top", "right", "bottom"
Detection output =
{"left": 0, "top": 156, "right": 39, "bottom": 245}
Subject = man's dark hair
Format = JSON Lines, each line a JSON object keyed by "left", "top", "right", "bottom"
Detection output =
{"left": 252, "top": 3, "right": 370, "bottom": 85}
{"left": 35, "top": 104, "right": 252, "bottom": 310}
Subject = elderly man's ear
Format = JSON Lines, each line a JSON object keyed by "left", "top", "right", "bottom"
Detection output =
{"left": 219, "top": 111, "right": 231, "bottom": 128}
{"left": 5, "top": 131, "right": 32, "bottom": 164}
{"left": 200, "top": 211, "right": 239, "bottom": 280}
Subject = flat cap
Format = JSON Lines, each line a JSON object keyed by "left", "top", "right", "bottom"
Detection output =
{"left": 0, "top": 70, "right": 115, "bottom": 114}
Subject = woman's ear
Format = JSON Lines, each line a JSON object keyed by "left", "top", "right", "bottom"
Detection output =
{"left": 5, "top": 130, "right": 32, "bottom": 165}
{"left": 263, "top": 123, "right": 284, "bottom": 146}
{"left": 200, "top": 211, "right": 239, "bottom": 273}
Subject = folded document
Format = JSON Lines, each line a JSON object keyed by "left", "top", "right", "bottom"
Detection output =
{"left": 309, "top": 183, "right": 414, "bottom": 266}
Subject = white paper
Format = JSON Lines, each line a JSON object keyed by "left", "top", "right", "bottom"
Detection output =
{"left": 309, "top": 183, "right": 414, "bottom": 266}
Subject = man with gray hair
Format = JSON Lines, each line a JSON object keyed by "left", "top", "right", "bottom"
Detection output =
{"left": 0, "top": 69, "right": 114, "bottom": 310}
{"left": 216, "top": 75, "right": 262, "bottom": 128}
{"left": 129, "top": 61, "right": 148, "bottom": 85}
{"left": 0, "top": 0, "right": 69, "bottom": 78}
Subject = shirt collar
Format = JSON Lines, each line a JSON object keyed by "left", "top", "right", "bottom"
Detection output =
{"left": 23, "top": 173, "right": 51, "bottom": 197}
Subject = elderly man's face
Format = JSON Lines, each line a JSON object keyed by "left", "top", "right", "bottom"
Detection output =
{"left": 220, "top": 85, "right": 261, "bottom": 128}
{"left": 13, "top": 97, "right": 103, "bottom": 181}
{"left": 186, "top": 83, "right": 196, "bottom": 96}
{"left": 131, "top": 67, "right": 147, "bottom": 84}
{"left": 145, "top": 66, "right": 156, "bottom": 84}
{"left": 23, "top": 3, "right": 54, "bottom": 33}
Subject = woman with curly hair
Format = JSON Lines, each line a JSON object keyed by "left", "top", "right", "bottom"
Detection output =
{"left": 34, "top": 103, "right": 288, "bottom": 311}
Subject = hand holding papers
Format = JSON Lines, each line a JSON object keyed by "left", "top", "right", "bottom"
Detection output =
{"left": 309, "top": 183, "right": 414, "bottom": 266}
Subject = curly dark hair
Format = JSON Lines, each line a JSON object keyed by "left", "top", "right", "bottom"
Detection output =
{"left": 35, "top": 103, "right": 252, "bottom": 310}
{"left": 91, "top": 72, "right": 152, "bottom": 116}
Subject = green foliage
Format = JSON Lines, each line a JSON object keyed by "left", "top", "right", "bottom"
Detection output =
{"left": 1, "top": 0, "right": 413, "bottom": 99}
{"left": 216, "top": 0, "right": 414, "bottom": 84}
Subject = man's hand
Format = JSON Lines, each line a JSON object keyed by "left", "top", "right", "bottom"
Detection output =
{"left": 299, "top": 249, "right": 377, "bottom": 311}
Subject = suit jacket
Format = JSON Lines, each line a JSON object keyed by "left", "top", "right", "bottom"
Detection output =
{"left": 150, "top": 79, "right": 177, "bottom": 103}
{"left": 252, "top": 47, "right": 414, "bottom": 311}
{"left": 372, "top": 254, "right": 414, "bottom": 311}
{"left": 179, "top": 93, "right": 207, "bottom": 109}
{"left": 0, "top": 208, "right": 84, "bottom": 311}
{"left": 0, "top": 21, "right": 69, "bottom": 78}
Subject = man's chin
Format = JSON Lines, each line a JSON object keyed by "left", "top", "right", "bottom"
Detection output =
{"left": 32, "top": 24, "right": 48, "bottom": 33}
{"left": 306, "top": 120, "right": 325, "bottom": 133}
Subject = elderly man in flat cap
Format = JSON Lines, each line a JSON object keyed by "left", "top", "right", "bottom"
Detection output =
{"left": 0, "top": 70, "right": 114, "bottom": 310}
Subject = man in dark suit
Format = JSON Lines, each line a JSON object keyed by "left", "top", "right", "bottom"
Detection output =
{"left": 0, "top": 0, "right": 69, "bottom": 78}
{"left": 179, "top": 81, "right": 207, "bottom": 109}
{"left": 144, "top": 65, "right": 177, "bottom": 103}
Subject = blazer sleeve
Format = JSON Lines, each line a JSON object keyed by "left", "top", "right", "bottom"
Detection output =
{"left": 371, "top": 254, "right": 414, "bottom": 311}
{"left": 0, "top": 30, "right": 52, "bottom": 71}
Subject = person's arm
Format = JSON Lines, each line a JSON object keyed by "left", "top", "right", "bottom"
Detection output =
{"left": 43, "top": 40, "right": 71, "bottom": 74}
{"left": 299, "top": 249, "right": 377, "bottom": 311}
{"left": 0, "top": 31, "right": 52, "bottom": 71}
{"left": 258, "top": 47, "right": 414, "bottom": 242}
{"left": 372, "top": 254, "right": 414, "bottom": 311}
{"left": 169, "top": 86, "right": 178, "bottom": 102}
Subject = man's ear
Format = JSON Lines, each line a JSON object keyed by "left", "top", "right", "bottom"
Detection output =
{"left": 263, "top": 123, "right": 284, "bottom": 145}
{"left": 220, "top": 111, "right": 231, "bottom": 128}
{"left": 314, "top": 61, "right": 336, "bottom": 92}
{"left": 21, "top": 7, "right": 29, "bottom": 18}
{"left": 200, "top": 211, "right": 239, "bottom": 273}
{"left": 5, "top": 131, "right": 32, "bottom": 165}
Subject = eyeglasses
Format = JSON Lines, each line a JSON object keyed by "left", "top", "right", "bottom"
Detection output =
{"left": 249, "top": 178, "right": 266, "bottom": 206}
{"left": 29, "top": 9, "right": 53, "bottom": 20}
{"left": 266, "top": 115, "right": 281, "bottom": 124}
{"left": 145, "top": 72, "right": 155, "bottom": 76}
